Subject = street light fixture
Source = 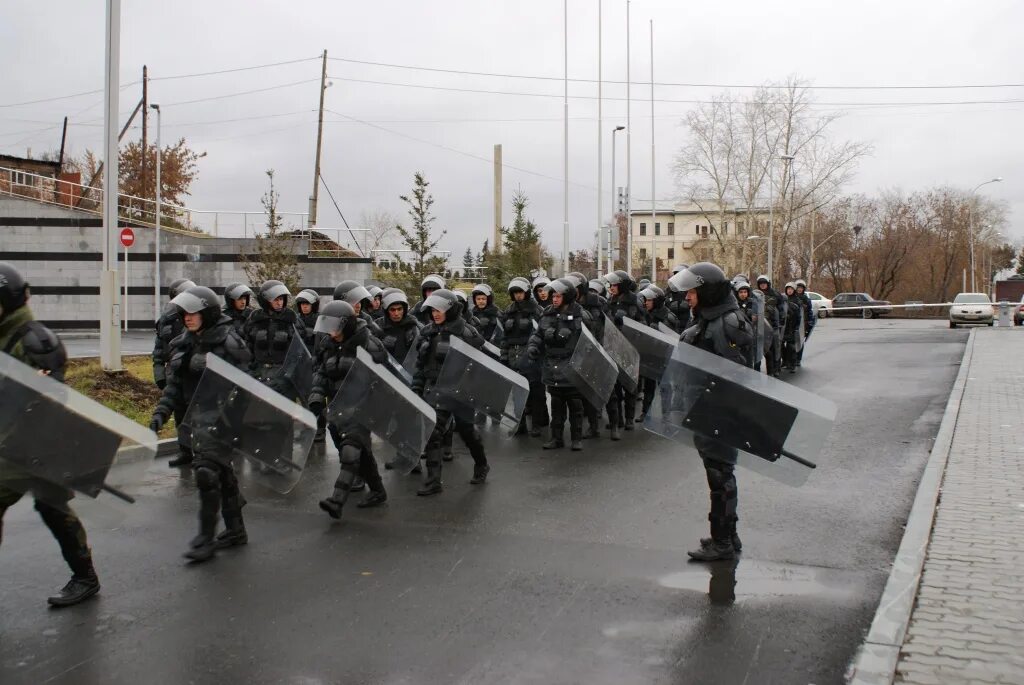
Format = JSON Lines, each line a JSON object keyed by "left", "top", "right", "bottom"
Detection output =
{"left": 968, "top": 177, "right": 1002, "bottom": 292}
{"left": 609, "top": 125, "right": 625, "bottom": 272}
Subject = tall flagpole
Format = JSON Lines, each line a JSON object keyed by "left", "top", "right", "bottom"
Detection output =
{"left": 649, "top": 19, "right": 656, "bottom": 282}
{"left": 563, "top": 0, "right": 570, "bottom": 276}
{"left": 625, "top": 0, "right": 632, "bottom": 276}
{"left": 596, "top": 0, "right": 603, "bottom": 276}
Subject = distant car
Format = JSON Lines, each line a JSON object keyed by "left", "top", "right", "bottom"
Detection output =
{"left": 832, "top": 292, "right": 892, "bottom": 318}
{"left": 806, "top": 291, "right": 832, "bottom": 318}
{"left": 949, "top": 292, "right": 994, "bottom": 328}
{"left": 1015, "top": 296, "right": 1024, "bottom": 326}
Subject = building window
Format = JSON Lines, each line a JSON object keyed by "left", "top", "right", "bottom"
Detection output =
{"left": 695, "top": 225, "right": 700, "bottom": 235}
{"left": 667, "top": 222, "right": 675, "bottom": 235}
{"left": 737, "top": 220, "right": 746, "bottom": 234}
{"left": 723, "top": 222, "right": 728, "bottom": 236}
{"left": 654, "top": 222, "right": 660, "bottom": 236}
{"left": 639, "top": 222, "right": 647, "bottom": 236}
{"left": 639, "top": 248, "right": 647, "bottom": 260}
{"left": 11, "top": 171, "right": 34, "bottom": 187}
{"left": 702, "top": 225, "right": 709, "bottom": 236}
{"left": 667, "top": 247, "right": 675, "bottom": 260}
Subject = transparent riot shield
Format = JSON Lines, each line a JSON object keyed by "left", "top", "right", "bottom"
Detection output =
{"left": 183, "top": 354, "right": 315, "bottom": 494}
{"left": 619, "top": 317, "right": 678, "bottom": 381}
{"left": 327, "top": 347, "right": 436, "bottom": 473}
{"left": 0, "top": 352, "right": 157, "bottom": 512}
{"left": 601, "top": 315, "right": 640, "bottom": 393}
{"left": 643, "top": 342, "right": 836, "bottom": 486}
{"left": 280, "top": 333, "right": 313, "bottom": 401}
{"left": 560, "top": 325, "right": 618, "bottom": 410}
{"left": 402, "top": 331, "right": 421, "bottom": 376}
{"left": 794, "top": 306, "right": 806, "bottom": 354}
{"left": 482, "top": 339, "right": 502, "bottom": 361}
{"left": 657, "top": 322, "right": 678, "bottom": 338}
{"left": 384, "top": 351, "right": 414, "bottom": 387}
{"left": 750, "top": 290, "right": 766, "bottom": 370}
{"left": 427, "top": 336, "right": 529, "bottom": 435}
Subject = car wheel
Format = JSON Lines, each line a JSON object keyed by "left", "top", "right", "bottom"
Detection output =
{"left": 949, "top": 322, "right": 957, "bottom": 329}
{"left": 987, "top": 321, "right": 994, "bottom": 327}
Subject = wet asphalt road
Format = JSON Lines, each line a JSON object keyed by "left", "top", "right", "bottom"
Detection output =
{"left": 63, "top": 331, "right": 152, "bottom": 359}
{"left": 0, "top": 319, "right": 968, "bottom": 685}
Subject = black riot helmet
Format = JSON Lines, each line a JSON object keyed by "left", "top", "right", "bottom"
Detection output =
{"left": 295, "top": 289, "right": 320, "bottom": 314}
{"left": 257, "top": 280, "right": 291, "bottom": 312}
{"left": 223, "top": 282, "right": 252, "bottom": 306}
{"left": 604, "top": 270, "right": 635, "bottom": 294}
{"left": 420, "top": 274, "right": 446, "bottom": 299}
{"left": 640, "top": 284, "right": 667, "bottom": 309}
{"left": 671, "top": 264, "right": 690, "bottom": 276}
{"left": 0, "top": 262, "right": 30, "bottom": 322}
{"left": 638, "top": 278, "right": 652, "bottom": 291}
{"left": 508, "top": 277, "right": 532, "bottom": 299}
{"left": 314, "top": 299, "right": 358, "bottom": 338}
{"left": 422, "top": 288, "right": 460, "bottom": 322}
{"left": 471, "top": 283, "right": 494, "bottom": 308}
{"left": 333, "top": 280, "right": 372, "bottom": 308}
{"left": 756, "top": 274, "right": 772, "bottom": 289}
{"left": 588, "top": 279, "right": 606, "bottom": 297}
{"left": 531, "top": 275, "right": 550, "bottom": 295}
{"left": 668, "top": 262, "right": 732, "bottom": 308}
{"left": 171, "top": 285, "right": 222, "bottom": 330}
{"left": 168, "top": 278, "right": 197, "bottom": 300}
{"left": 546, "top": 278, "right": 578, "bottom": 307}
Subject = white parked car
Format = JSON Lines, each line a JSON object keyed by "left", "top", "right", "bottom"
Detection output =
{"left": 806, "top": 291, "right": 832, "bottom": 318}
{"left": 949, "top": 292, "right": 994, "bottom": 328}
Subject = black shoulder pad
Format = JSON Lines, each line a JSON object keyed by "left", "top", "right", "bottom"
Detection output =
{"left": 224, "top": 330, "right": 253, "bottom": 366}
{"left": 18, "top": 321, "right": 68, "bottom": 379}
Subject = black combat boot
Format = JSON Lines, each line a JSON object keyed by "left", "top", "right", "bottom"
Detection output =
{"left": 688, "top": 518, "right": 735, "bottom": 562}
{"left": 543, "top": 426, "right": 565, "bottom": 450}
{"left": 216, "top": 496, "right": 248, "bottom": 549}
{"left": 168, "top": 449, "right": 193, "bottom": 468}
{"left": 515, "top": 420, "right": 529, "bottom": 436}
{"left": 470, "top": 463, "right": 490, "bottom": 484}
{"left": 320, "top": 471, "right": 355, "bottom": 519}
{"left": 185, "top": 488, "right": 221, "bottom": 562}
{"left": 417, "top": 452, "right": 444, "bottom": 496}
{"left": 442, "top": 432, "right": 454, "bottom": 461}
{"left": 356, "top": 488, "right": 388, "bottom": 508}
{"left": 586, "top": 421, "right": 600, "bottom": 439}
{"left": 47, "top": 574, "right": 100, "bottom": 608}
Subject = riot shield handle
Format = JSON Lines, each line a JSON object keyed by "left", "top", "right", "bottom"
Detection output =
{"left": 101, "top": 484, "right": 137, "bottom": 504}
{"left": 781, "top": 450, "right": 816, "bottom": 469}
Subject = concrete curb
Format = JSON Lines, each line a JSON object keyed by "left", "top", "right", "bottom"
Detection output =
{"left": 846, "top": 328, "right": 976, "bottom": 684}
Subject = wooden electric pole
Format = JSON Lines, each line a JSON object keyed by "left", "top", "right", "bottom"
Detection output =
{"left": 309, "top": 49, "right": 328, "bottom": 228}
{"left": 141, "top": 65, "right": 148, "bottom": 198}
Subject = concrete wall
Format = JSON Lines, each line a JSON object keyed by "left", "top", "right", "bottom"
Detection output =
{"left": 0, "top": 196, "right": 372, "bottom": 328}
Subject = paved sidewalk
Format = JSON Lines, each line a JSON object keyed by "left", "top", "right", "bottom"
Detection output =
{"left": 895, "top": 329, "right": 1024, "bottom": 684}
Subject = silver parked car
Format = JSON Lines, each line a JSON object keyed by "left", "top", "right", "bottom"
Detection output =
{"left": 949, "top": 292, "right": 994, "bottom": 328}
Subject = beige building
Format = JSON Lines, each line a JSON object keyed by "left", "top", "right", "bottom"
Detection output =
{"left": 628, "top": 201, "right": 771, "bottom": 278}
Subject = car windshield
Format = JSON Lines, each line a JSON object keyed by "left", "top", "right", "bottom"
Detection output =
{"left": 808, "top": 293, "right": 821, "bottom": 300}
{"left": 953, "top": 294, "right": 991, "bottom": 304}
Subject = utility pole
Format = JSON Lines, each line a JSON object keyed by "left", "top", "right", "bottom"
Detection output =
{"left": 649, "top": 19, "right": 655, "bottom": 282}
{"left": 625, "top": 0, "right": 632, "bottom": 276}
{"left": 309, "top": 49, "right": 328, "bottom": 228}
{"left": 562, "top": 0, "right": 569, "bottom": 276}
{"left": 100, "top": 0, "right": 122, "bottom": 371}
{"left": 493, "top": 144, "right": 503, "bottom": 253}
{"left": 596, "top": 0, "right": 603, "bottom": 276}
{"left": 141, "top": 65, "right": 148, "bottom": 202}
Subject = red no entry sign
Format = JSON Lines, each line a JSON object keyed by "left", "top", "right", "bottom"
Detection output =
{"left": 120, "top": 227, "right": 135, "bottom": 248}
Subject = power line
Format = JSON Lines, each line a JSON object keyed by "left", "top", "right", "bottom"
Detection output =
{"left": 327, "top": 55, "right": 1024, "bottom": 91}
{"left": 326, "top": 74, "right": 1024, "bottom": 108}
{"left": 162, "top": 79, "right": 320, "bottom": 108}
{"left": 0, "top": 81, "right": 141, "bottom": 109}
{"left": 150, "top": 56, "right": 320, "bottom": 82}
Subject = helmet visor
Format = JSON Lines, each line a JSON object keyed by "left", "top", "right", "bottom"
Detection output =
{"left": 314, "top": 314, "right": 346, "bottom": 335}
{"left": 343, "top": 285, "right": 372, "bottom": 305}
{"left": 263, "top": 283, "right": 291, "bottom": 302}
{"left": 668, "top": 268, "right": 704, "bottom": 293}
{"left": 423, "top": 292, "right": 454, "bottom": 313}
{"left": 225, "top": 284, "right": 252, "bottom": 301}
{"left": 171, "top": 291, "right": 216, "bottom": 314}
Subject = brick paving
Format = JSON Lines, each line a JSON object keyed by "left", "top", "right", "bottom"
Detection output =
{"left": 896, "top": 329, "right": 1024, "bottom": 685}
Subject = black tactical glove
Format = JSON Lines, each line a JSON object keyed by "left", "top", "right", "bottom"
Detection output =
{"left": 308, "top": 398, "right": 324, "bottom": 416}
{"left": 149, "top": 413, "right": 166, "bottom": 433}
{"left": 155, "top": 378, "right": 166, "bottom": 391}
{"left": 527, "top": 346, "right": 540, "bottom": 360}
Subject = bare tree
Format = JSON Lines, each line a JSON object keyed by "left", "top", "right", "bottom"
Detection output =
{"left": 358, "top": 208, "right": 400, "bottom": 258}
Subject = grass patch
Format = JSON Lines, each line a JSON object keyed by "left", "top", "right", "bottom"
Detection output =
{"left": 65, "top": 355, "right": 176, "bottom": 438}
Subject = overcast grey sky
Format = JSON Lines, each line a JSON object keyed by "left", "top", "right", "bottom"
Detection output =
{"left": 2, "top": 0, "right": 1021, "bottom": 259}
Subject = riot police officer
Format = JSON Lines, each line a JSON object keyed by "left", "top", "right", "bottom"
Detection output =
{"left": 532, "top": 276, "right": 551, "bottom": 307}
{"left": 755, "top": 275, "right": 783, "bottom": 377}
{"left": 781, "top": 282, "right": 802, "bottom": 371}
{"left": 379, "top": 289, "right": 420, "bottom": 363}
{"left": 603, "top": 270, "right": 645, "bottom": 434}
{"left": 294, "top": 288, "right": 321, "bottom": 350}
{"left": 333, "top": 281, "right": 383, "bottom": 337}
{"left": 793, "top": 279, "right": 816, "bottom": 367}
{"left": 307, "top": 300, "right": 389, "bottom": 518}
{"left": 366, "top": 285, "right": 385, "bottom": 321}
{"left": 669, "top": 263, "right": 753, "bottom": 562}
{"left": 499, "top": 277, "right": 548, "bottom": 437}
{"left": 0, "top": 263, "right": 101, "bottom": 606}
{"left": 411, "top": 289, "right": 490, "bottom": 495}
{"left": 149, "top": 285, "right": 253, "bottom": 563}
{"left": 667, "top": 264, "right": 692, "bottom": 332}
{"left": 470, "top": 284, "right": 501, "bottom": 342}
{"left": 153, "top": 277, "right": 196, "bottom": 467}
{"left": 637, "top": 284, "right": 679, "bottom": 421}
{"left": 409, "top": 274, "right": 446, "bottom": 325}
{"left": 574, "top": 273, "right": 608, "bottom": 438}
{"left": 222, "top": 282, "right": 253, "bottom": 340}
{"left": 244, "top": 280, "right": 306, "bottom": 396}
{"left": 527, "top": 278, "right": 592, "bottom": 451}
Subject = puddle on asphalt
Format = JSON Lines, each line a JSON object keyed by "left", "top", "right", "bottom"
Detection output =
{"left": 658, "top": 559, "right": 859, "bottom": 604}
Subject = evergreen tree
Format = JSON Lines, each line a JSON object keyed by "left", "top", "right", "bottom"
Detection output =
{"left": 240, "top": 170, "right": 301, "bottom": 292}
{"left": 396, "top": 172, "right": 446, "bottom": 280}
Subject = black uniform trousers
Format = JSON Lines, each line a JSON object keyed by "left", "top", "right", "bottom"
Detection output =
{"left": 547, "top": 386, "right": 584, "bottom": 440}
{"left": 327, "top": 424, "right": 383, "bottom": 492}
{"left": 693, "top": 436, "right": 739, "bottom": 543}
{"left": 0, "top": 482, "right": 95, "bottom": 579}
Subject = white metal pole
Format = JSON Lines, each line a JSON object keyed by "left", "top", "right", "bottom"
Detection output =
{"left": 152, "top": 104, "right": 161, "bottom": 321}
{"left": 123, "top": 239, "right": 128, "bottom": 331}
{"left": 596, "top": 0, "right": 603, "bottom": 276}
{"left": 100, "top": 0, "right": 122, "bottom": 371}
{"left": 649, "top": 19, "right": 655, "bottom": 282}
{"left": 625, "top": 0, "right": 632, "bottom": 277}
{"left": 563, "top": 0, "right": 570, "bottom": 276}
{"left": 767, "top": 165, "right": 774, "bottom": 279}
{"left": 610, "top": 129, "right": 617, "bottom": 273}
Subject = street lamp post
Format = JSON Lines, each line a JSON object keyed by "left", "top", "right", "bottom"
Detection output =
{"left": 100, "top": 0, "right": 122, "bottom": 371}
{"left": 767, "top": 153, "right": 795, "bottom": 282}
{"left": 610, "top": 125, "right": 625, "bottom": 273}
{"left": 968, "top": 177, "right": 1002, "bottom": 292}
{"left": 150, "top": 103, "right": 161, "bottom": 321}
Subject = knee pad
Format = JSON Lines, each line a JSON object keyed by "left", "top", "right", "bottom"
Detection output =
{"left": 339, "top": 444, "right": 361, "bottom": 466}
{"left": 195, "top": 466, "right": 220, "bottom": 491}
